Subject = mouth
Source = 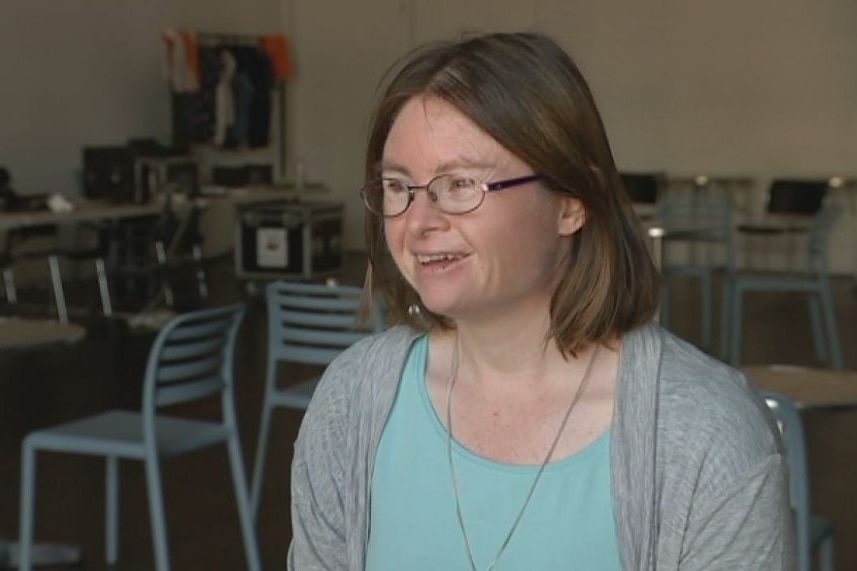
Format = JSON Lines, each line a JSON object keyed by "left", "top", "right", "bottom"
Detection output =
{"left": 415, "top": 252, "right": 468, "bottom": 269}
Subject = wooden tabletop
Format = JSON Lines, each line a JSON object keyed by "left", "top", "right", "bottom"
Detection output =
{"left": 742, "top": 365, "right": 857, "bottom": 410}
{"left": 0, "top": 318, "right": 86, "bottom": 349}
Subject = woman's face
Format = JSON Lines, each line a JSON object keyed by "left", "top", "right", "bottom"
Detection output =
{"left": 382, "top": 96, "right": 585, "bottom": 324}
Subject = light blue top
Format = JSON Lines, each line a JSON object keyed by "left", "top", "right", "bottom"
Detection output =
{"left": 365, "top": 335, "right": 622, "bottom": 570}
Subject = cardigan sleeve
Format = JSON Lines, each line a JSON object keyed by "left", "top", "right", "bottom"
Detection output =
{"left": 287, "top": 363, "right": 350, "bottom": 571}
{"left": 676, "top": 453, "right": 796, "bottom": 570}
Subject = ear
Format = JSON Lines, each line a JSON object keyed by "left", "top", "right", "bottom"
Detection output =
{"left": 557, "top": 194, "right": 586, "bottom": 236}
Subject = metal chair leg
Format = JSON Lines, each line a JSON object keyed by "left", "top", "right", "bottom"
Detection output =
{"left": 154, "top": 242, "right": 174, "bottom": 308}
{"left": 96, "top": 258, "right": 113, "bottom": 317}
{"left": 144, "top": 456, "right": 171, "bottom": 571}
{"left": 701, "top": 273, "right": 712, "bottom": 352}
{"left": 250, "top": 400, "right": 276, "bottom": 519}
{"left": 48, "top": 255, "right": 68, "bottom": 324}
{"left": 730, "top": 285, "right": 744, "bottom": 366}
{"left": 193, "top": 245, "right": 208, "bottom": 299}
{"left": 106, "top": 456, "right": 119, "bottom": 565}
{"left": 2, "top": 267, "right": 17, "bottom": 303}
{"left": 819, "top": 280, "right": 844, "bottom": 370}
{"left": 807, "top": 295, "right": 827, "bottom": 363}
{"left": 227, "top": 435, "right": 262, "bottom": 571}
{"left": 19, "top": 440, "right": 37, "bottom": 571}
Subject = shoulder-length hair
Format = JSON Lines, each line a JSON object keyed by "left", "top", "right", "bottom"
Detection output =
{"left": 364, "top": 32, "right": 660, "bottom": 355}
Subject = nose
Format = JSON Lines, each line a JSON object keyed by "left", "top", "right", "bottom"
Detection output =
{"left": 403, "top": 185, "right": 446, "bottom": 233}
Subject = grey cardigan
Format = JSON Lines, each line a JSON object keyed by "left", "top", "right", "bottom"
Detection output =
{"left": 288, "top": 323, "right": 796, "bottom": 570}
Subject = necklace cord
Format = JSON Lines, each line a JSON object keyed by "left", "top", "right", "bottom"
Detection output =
{"left": 445, "top": 338, "right": 601, "bottom": 571}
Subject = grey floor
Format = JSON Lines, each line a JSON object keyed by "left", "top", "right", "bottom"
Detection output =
{"left": 1, "top": 257, "right": 855, "bottom": 570}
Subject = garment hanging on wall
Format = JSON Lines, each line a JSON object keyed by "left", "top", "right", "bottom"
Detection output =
{"left": 163, "top": 30, "right": 286, "bottom": 150}
{"left": 213, "top": 50, "right": 237, "bottom": 146}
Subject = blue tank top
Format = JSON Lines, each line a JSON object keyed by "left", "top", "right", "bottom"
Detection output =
{"left": 366, "top": 335, "right": 622, "bottom": 570}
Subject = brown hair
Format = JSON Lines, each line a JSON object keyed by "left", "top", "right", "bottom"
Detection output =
{"left": 364, "top": 32, "right": 660, "bottom": 355}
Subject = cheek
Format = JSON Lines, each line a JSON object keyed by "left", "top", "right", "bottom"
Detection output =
{"left": 383, "top": 220, "right": 407, "bottom": 264}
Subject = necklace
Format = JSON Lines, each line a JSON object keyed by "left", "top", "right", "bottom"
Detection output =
{"left": 445, "top": 338, "right": 601, "bottom": 571}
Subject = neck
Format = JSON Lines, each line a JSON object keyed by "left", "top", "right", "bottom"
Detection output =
{"left": 438, "top": 311, "right": 592, "bottom": 394}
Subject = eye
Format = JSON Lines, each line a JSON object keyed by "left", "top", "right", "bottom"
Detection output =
{"left": 445, "top": 176, "right": 478, "bottom": 198}
{"left": 381, "top": 178, "right": 408, "bottom": 194}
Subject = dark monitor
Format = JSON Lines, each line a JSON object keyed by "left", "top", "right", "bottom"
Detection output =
{"left": 83, "top": 146, "right": 135, "bottom": 201}
{"left": 620, "top": 172, "right": 662, "bottom": 204}
{"left": 768, "top": 179, "right": 828, "bottom": 215}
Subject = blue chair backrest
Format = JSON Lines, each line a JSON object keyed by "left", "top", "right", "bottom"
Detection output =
{"left": 142, "top": 304, "right": 246, "bottom": 411}
{"left": 805, "top": 202, "right": 839, "bottom": 275}
{"left": 266, "top": 280, "right": 383, "bottom": 367}
{"left": 657, "top": 191, "right": 736, "bottom": 268}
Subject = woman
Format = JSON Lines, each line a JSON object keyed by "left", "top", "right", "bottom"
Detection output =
{"left": 289, "top": 32, "right": 794, "bottom": 570}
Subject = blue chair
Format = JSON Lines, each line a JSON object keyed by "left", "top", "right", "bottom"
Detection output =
{"left": 730, "top": 202, "right": 843, "bottom": 370}
{"left": 18, "top": 304, "right": 261, "bottom": 571}
{"left": 657, "top": 191, "right": 735, "bottom": 355}
{"left": 249, "top": 280, "right": 384, "bottom": 518}
{"left": 761, "top": 391, "right": 835, "bottom": 571}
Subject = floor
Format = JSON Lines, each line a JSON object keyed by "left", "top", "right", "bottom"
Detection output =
{"left": 1, "top": 256, "right": 856, "bottom": 570}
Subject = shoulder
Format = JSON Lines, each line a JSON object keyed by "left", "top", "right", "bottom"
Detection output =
{"left": 619, "top": 324, "right": 781, "bottom": 479}
{"left": 657, "top": 330, "right": 779, "bottom": 454}
{"left": 312, "top": 325, "right": 420, "bottom": 405}
{"left": 296, "top": 325, "right": 421, "bottom": 449}
{"left": 650, "top": 329, "right": 784, "bottom": 501}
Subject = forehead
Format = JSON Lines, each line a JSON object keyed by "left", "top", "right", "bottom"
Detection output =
{"left": 382, "top": 96, "right": 516, "bottom": 173}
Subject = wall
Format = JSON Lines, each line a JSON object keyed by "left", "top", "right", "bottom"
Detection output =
{"left": 1, "top": 0, "right": 281, "bottom": 197}
{"left": 284, "top": 0, "right": 857, "bottom": 272}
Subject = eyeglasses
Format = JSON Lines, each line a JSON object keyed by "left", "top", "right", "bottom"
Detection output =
{"left": 360, "top": 174, "right": 543, "bottom": 217}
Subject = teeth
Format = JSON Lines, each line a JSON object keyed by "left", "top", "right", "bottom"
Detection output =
{"left": 417, "top": 253, "right": 461, "bottom": 263}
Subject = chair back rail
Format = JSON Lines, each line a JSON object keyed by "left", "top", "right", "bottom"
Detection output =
{"left": 143, "top": 304, "right": 245, "bottom": 414}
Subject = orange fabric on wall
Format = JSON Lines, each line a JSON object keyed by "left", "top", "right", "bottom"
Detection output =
{"left": 180, "top": 29, "right": 200, "bottom": 91}
{"left": 260, "top": 34, "right": 294, "bottom": 80}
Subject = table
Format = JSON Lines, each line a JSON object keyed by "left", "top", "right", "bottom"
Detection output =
{"left": 0, "top": 318, "right": 85, "bottom": 349}
{"left": 0, "top": 318, "right": 86, "bottom": 568}
{"left": 742, "top": 365, "right": 857, "bottom": 410}
{"left": 644, "top": 220, "right": 724, "bottom": 272}
{"left": 0, "top": 199, "right": 169, "bottom": 233}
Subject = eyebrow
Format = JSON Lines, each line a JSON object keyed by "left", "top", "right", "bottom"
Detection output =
{"left": 378, "top": 158, "right": 498, "bottom": 177}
